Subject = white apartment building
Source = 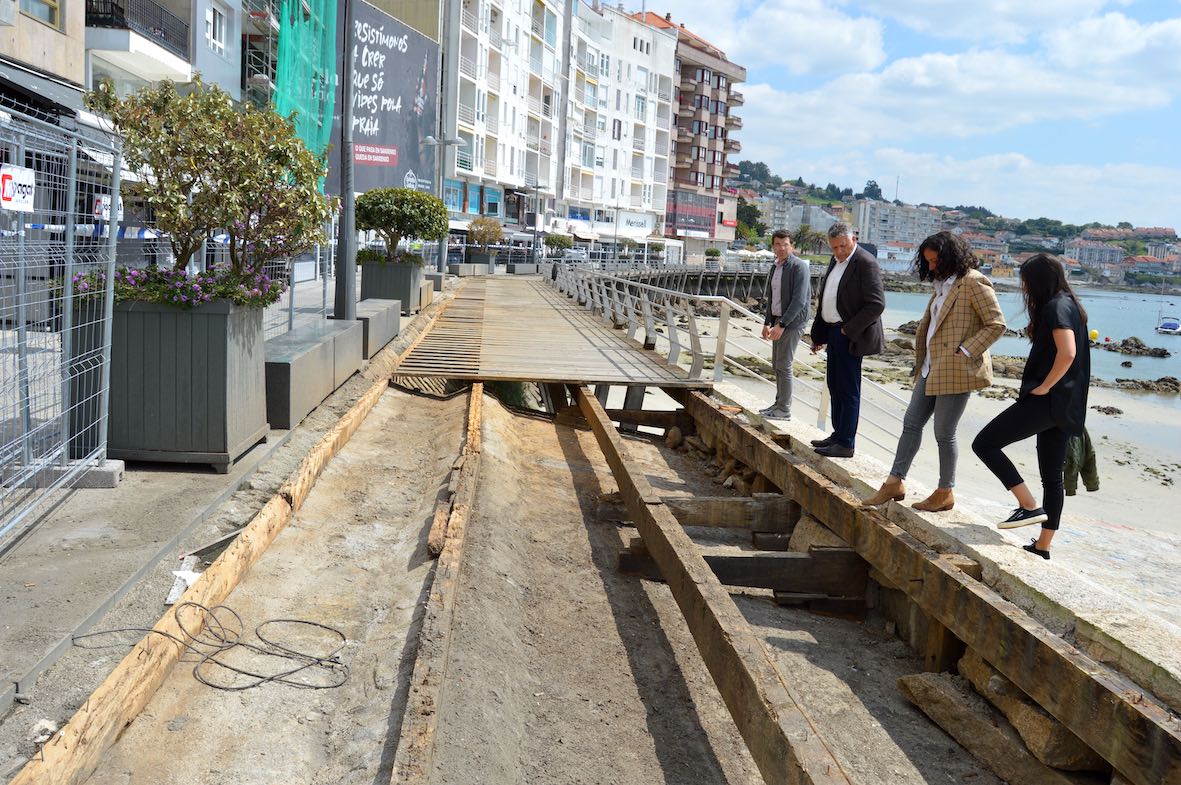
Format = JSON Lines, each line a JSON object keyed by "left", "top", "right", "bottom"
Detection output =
{"left": 1064, "top": 239, "right": 1127, "bottom": 267}
{"left": 785, "top": 204, "right": 836, "bottom": 234}
{"left": 755, "top": 195, "right": 791, "bottom": 233}
{"left": 853, "top": 199, "right": 941, "bottom": 247}
{"left": 556, "top": 2, "right": 676, "bottom": 248}
{"left": 440, "top": 0, "right": 566, "bottom": 236}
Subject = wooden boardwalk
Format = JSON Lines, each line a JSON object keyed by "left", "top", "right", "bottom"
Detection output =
{"left": 397, "top": 277, "right": 705, "bottom": 386}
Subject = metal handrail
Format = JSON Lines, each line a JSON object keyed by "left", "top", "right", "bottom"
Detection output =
{"left": 552, "top": 265, "right": 907, "bottom": 448}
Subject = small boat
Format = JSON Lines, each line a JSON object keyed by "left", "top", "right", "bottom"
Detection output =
{"left": 1157, "top": 314, "right": 1181, "bottom": 335}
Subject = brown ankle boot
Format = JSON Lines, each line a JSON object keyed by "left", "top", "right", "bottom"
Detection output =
{"left": 862, "top": 477, "right": 905, "bottom": 507}
{"left": 912, "top": 488, "right": 955, "bottom": 512}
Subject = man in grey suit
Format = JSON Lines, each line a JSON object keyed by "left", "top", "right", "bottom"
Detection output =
{"left": 760, "top": 230, "right": 811, "bottom": 420}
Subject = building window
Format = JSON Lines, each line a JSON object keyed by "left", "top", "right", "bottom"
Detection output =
{"left": 21, "top": 0, "right": 61, "bottom": 28}
{"left": 600, "top": 53, "right": 610, "bottom": 77}
{"left": 443, "top": 180, "right": 464, "bottom": 213}
{"left": 612, "top": 119, "right": 622, "bottom": 140}
{"left": 205, "top": 4, "right": 227, "bottom": 55}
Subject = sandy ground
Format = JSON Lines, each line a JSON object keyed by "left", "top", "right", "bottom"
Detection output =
{"left": 64, "top": 390, "right": 468, "bottom": 785}
{"left": 428, "top": 398, "right": 999, "bottom": 784}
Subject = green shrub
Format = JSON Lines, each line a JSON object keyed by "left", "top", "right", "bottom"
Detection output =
{"left": 356, "top": 187, "right": 448, "bottom": 261}
{"left": 467, "top": 216, "right": 504, "bottom": 251}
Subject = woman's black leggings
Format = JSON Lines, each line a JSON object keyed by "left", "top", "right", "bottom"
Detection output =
{"left": 971, "top": 395, "right": 1070, "bottom": 530}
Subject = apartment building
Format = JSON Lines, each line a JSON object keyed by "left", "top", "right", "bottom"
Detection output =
{"left": 853, "top": 199, "right": 941, "bottom": 247}
{"left": 1064, "top": 239, "right": 1126, "bottom": 267}
{"left": 555, "top": 2, "right": 675, "bottom": 247}
{"left": 785, "top": 204, "right": 836, "bottom": 234}
{"left": 633, "top": 12, "right": 744, "bottom": 256}
{"left": 438, "top": 0, "right": 565, "bottom": 236}
{"left": 755, "top": 194, "right": 790, "bottom": 233}
{"left": 0, "top": 0, "right": 87, "bottom": 118}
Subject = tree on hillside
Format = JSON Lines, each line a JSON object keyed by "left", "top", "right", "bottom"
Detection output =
{"left": 739, "top": 160, "right": 772, "bottom": 183}
{"left": 1117, "top": 221, "right": 1134, "bottom": 229}
{"left": 736, "top": 197, "right": 767, "bottom": 237}
{"left": 858, "top": 179, "right": 884, "bottom": 200}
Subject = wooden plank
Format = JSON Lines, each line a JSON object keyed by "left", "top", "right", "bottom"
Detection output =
{"left": 621, "top": 547, "right": 867, "bottom": 596}
{"left": 662, "top": 494, "right": 799, "bottom": 531}
{"left": 554, "top": 406, "right": 693, "bottom": 430}
{"left": 575, "top": 386, "right": 850, "bottom": 785}
{"left": 426, "top": 496, "right": 454, "bottom": 557}
{"left": 679, "top": 391, "right": 1181, "bottom": 785}
{"left": 392, "top": 384, "right": 484, "bottom": 784}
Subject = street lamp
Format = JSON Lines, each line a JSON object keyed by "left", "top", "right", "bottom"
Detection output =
{"left": 421, "top": 134, "right": 467, "bottom": 273}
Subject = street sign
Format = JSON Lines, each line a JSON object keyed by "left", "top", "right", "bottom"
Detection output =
{"left": 92, "top": 194, "right": 124, "bottom": 221}
{"left": 0, "top": 164, "right": 35, "bottom": 212}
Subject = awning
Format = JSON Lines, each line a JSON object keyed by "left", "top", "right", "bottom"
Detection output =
{"left": 80, "top": 146, "right": 144, "bottom": 183}
{"left": 568, "top": 220, "right": 598, "bottom": 241}
{"left": 448, "top": 218, "right": 472, "bottom": 231}
{"left": 0, "top": 58, "right": 85, "bottom": 115}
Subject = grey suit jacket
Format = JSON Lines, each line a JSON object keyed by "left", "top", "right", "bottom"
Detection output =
{"left": 763, "top": 255, "right": 811, "bottom": 331}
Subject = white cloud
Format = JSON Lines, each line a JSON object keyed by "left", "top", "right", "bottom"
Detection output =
{"left": 857, "top": 0, "right": 1121, "bottom": 44}
{"left": 759, "top": 147, "right": 1181, "bottom": 226}
{"left": 659, "top": 0, "right": 885, "bottom": 75}
{"left": 1042, "top": 13, "right": 1181, "bottom": 77}
{"left": 736, "top": 47, "right": 1172, "bottom": 152}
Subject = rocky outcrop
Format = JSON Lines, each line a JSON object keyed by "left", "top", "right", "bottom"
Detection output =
{"left": 957, "top": 649, "right": 1109, "bottom": 772}
{"left": 1112, "top": 376, "right": 1181, "bottom": 393}
{"left": 1096, "top": 336, "right": 1171, "bottom": 358}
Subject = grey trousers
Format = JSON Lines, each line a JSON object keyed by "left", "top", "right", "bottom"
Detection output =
{"left": 770, "top": 324, "right": 805, "bottom": 413}
{"left": 889, "top": 374, "right": 971, "bottom": 488}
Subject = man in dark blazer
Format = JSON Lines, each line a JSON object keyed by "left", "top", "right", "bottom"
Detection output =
{"left": 760, "top": 230, "right": 811, "bottom": 419}
{"left": 809, "top": 222, "right": 885, "bottom": 457}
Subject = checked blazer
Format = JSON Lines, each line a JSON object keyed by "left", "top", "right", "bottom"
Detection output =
{"left": 913, "top": 268, "right": 1006, "bottom": 395}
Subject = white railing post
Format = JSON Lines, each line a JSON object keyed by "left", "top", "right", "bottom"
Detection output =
{"left": 816, "top": 382, "right": 830, "bottom": 431}
{"left": 641, "top": 292, "right": 656, "bottom": 348}
{"left": 714, "top": 304, "right": 729, "bottom": 382}
{"left": 665, "top": 296, "right": 682, "bottom": 365}
{"left": 685, "top": 306, "right": 704, "bottom": 379}
{"left": 624, "top": 285, "right": 639, "bottom": 340}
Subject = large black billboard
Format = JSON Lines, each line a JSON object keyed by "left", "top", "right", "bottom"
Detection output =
{"left": 326, "top": 1, "right": 439, "bottom": 195}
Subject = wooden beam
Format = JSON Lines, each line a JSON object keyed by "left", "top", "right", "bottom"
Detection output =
{"left": 553, "top": 406, "right": 693, "bottom": 430}
{"left": 620, "top": 547, "right": 867, "bottom": 596}
{"left": 575, "top": 386, "right": 851, "bottom": 785}
{"left": 392, "top": 384, "right": 484, "bottom": 784}
{"left": 661, "top": 494, "right": 800, "bottom": 532}
{"left": 679, "top": 390, "right": 1181, "bottom": 785}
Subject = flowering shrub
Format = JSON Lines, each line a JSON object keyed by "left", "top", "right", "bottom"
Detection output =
{"left": 68, "top": 266, "right": 286, "bottom": 310}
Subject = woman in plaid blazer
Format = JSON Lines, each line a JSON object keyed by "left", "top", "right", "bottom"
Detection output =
{"left": 863, "top": 232, "right": 1005, "bottom": 512}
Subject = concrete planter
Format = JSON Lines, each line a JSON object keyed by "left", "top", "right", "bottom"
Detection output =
{"left": 90, "top": 300, "right": 268, "bottom": 472}
{"left": 507, "top": 263, "right": 541, "bottom": 275}
{"left": 360, "top": 261, "right": 424, "bottom": 315}
{"left": 447, "top": 262, "right": 491, "bottom": 276}
{"left": 467, "top": 251, "right": 497, "bottom": 267}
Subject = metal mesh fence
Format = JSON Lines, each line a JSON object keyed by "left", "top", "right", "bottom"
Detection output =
{"left": 0, "top": 107, "right": 121, "bottom": 545}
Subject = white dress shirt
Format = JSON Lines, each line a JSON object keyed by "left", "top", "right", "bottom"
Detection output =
{"left": 820, "top": 251, "right": 854, "bottom": 324}
{"left": 922, "top": 275, "right": 959, "bottom": 378}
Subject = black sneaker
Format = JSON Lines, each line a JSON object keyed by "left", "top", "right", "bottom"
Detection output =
{"left": 1022, "top": 539, "right": 1051, "bottom": 560}
{"left": 997, "top": 507, "right": 1048, "bottom": 529}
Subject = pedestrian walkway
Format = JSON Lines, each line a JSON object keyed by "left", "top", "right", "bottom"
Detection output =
{"left": 397, "top": 277, "right": 706, "bottom": 386}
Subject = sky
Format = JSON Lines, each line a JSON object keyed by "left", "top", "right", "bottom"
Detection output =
{"left": 658, "top": 0, "right": 1181, "bottom": 227}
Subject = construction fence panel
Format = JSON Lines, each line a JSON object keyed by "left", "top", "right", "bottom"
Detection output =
{"left": 0, "top": 108, "right": 122, "bottom": 547}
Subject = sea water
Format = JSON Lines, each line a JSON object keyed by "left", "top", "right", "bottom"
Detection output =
{"left": 883, "top": 286, "right": 1181, "bottom": 382}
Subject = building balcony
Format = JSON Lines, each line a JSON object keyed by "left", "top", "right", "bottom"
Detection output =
{"left": 526, "top": 135, "right": 540, "bottom": 151}
{"left": 489, "top": 27, "right": 502, "bottom": 49}
{"left": 245, "top": 0, "right": 280, "bottom": 34}
{"left": 485, "top": 158, "right": 498, "bottom": 177}
{"left": 728, "top": 89, "right": 744, "bottom": 106}
{"left": 657, "top": 88, "right": 672, "bottom": 102}
{"left": 540, "top": 139, "right": 552, "bottom": 156}
{"left": 458, "top": 103, "right": 476, "bottom": 127}
{"left": 727, "top": 115, "right": 743, "bottom": 129}
{"left": 486, "top": 114, "right": 499, "bottom": 135}
{"left": 542, "top": 101, "right": 553, "bottom": 120}
{"left": 85, "top": 0, "right": 192, "bottom": 82}
{"left": 529, "top": 56, "right": 543, "bottom": 77}
{"left": 461, "top": 8, "right": 478, "bottom": 33}
{"left": 725, "top": 137, "right": 741, "bottom": 153}
{"left": 527, "top": 95, "right": 541, "bottom": 116}
{"left": 487, "top": 70, "right": 500, "bottom": 92}
{"left": 630, "top": 164, "right": 643, "bottom": 179}
{"left": 457, "top": 151, "right": 474, "bottom": 172}
{"left": 530, "top": 16, "right": 543, "bottom": 37}
{"left": 459, "top": 55, "right": 477, "bottom": 81}
{"left": 632, "top": 137, "right": 646, "bottom": 152}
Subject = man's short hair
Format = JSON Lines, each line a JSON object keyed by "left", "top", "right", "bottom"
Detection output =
{"left": 771, "top": 229, "right": 791, "bottom": 242}
{"left": 827, "top": 222, "right": 855, "bottom": 240}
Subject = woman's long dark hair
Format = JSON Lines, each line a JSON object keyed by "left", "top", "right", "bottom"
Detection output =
{"left": 1019, "top": 254, "right": 1088, "bottom": 339}
{"left": 914, "top": 231, "right": 978, "bottom": 281}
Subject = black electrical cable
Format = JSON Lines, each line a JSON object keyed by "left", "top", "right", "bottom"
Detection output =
{"left": 72, "top": 602, "right": 349, "bottom": 692}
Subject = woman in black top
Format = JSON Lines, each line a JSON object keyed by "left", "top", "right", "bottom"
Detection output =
{"left": 972, "top": 254, "right": 1091, "bottom": 559}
